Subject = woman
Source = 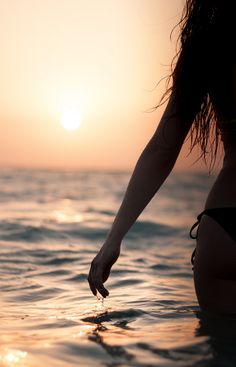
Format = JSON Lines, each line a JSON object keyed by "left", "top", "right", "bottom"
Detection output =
{"left": 88, "top": 0, "right": 236, "bottom": 315}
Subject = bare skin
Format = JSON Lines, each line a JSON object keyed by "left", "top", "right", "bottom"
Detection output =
{"left": 193, "top": 141, "right": 236, "bottom": 314}
{"left": 88, "top": 91, "right": 192, "bottom": 298}
{"left": 88, "top": 81, "right": 236, "bottom": 314}
{"left": 194, "top": 215, "right": 236, "bottom": 315}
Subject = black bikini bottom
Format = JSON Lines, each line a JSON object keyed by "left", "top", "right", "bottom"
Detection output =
{"left": 190, "top": 207, "right": 236, "bottom": 270}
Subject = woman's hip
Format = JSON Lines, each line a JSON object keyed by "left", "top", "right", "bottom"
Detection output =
{"left": 191, "top": 213, "right": 236, "bottom": 314}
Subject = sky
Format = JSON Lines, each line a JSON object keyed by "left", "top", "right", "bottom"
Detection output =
{"left": 0, "top": 0, "right": 210, "bottom": 171}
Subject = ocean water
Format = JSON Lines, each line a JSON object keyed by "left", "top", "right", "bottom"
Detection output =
{"left": 1, "top": 168, "right": 236, "bottom": 367}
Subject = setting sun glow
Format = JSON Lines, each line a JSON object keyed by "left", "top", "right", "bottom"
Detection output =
{"left": 60, "top": 109, "right": 82, "bottom": 131}
{"left": 0, "top": 0, "right": 195, "bottom": 170}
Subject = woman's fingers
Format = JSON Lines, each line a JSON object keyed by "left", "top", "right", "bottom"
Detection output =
{"left": 87, "top": 262, "right": 97, "bottom": 296}
{"left": 94, "top": 280, "right": 109, "bottom": 298}
{"left": 88, "top": 243, "right": 121, "bottom": 297}
{"left": 88, "top": 261, "right": 109, "bottom": 297}
{"left": 87, "top": 274, "right": 96, "bottom": 296}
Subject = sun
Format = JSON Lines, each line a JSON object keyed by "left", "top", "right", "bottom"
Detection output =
{"left": 60, "top": 108, "right": 81, "bottom": 131}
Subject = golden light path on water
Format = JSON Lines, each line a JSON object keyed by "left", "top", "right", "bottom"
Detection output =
{"left": 0, "top": 349, "right": 27, "bottom": 366}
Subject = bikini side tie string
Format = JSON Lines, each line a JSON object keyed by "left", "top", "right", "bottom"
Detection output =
{"left": 189, "top": 210, "right": 207, "bottom": 270}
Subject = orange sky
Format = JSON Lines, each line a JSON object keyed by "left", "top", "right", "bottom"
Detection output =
{"left": 0, "top": 0, "right": 211, "bottom": 171}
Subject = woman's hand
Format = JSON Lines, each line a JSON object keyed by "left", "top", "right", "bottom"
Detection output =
{"left": 87, "top": 240, "right": 121, "bottom": 298}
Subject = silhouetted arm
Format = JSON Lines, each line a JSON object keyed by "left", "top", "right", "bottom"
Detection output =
{"left": 88, "top": 92, "right": 192, "bottom": 297}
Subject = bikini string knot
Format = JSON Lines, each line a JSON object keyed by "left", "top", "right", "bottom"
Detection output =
{"left": 189, "top": 211, "right": 205, "bottom": 270}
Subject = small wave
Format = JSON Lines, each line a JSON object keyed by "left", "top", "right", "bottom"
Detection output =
{"left": 9, "top": 287, "right": 62, "bottom": 302}
{"left": 66, "top": 273, "right": 87, "bottom": 282}
{"left": 0, "top": 221, "right": 108, "bottom": 242}
{"left": 0, "top": 217, "right": 180, "bottom": 243}
{"left": 0, "top": 284, "right": 41, "bottom": 292}
{"left": 169, "top": 272, "right": 193, "bottom": 278}
{"left": 36, "top": 269, "right": 72, "bottom": 277}
{"left": 36, "top": 319, "right": 79, "bottom": 329}
{"left": 113, "top": 278, "right": 144, "bottom": 287}
{"left": 136, "top": 338, "right": 211, "bottom": 363}
{"left": 127, "top": 220, "right": 179, "bottom": 239}
{"left": 43, "top": 257, "right": 79, "bottom": 265}
{"left": 0, "top": 221, "right": 63, "bottom": 242}
{"left": 82, "top": 308, "right": 146, "bottom": 324}
{"left": 151, "top": 264, "right": 178, "bottom": 271}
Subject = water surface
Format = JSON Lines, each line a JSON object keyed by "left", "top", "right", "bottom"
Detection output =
{"left": 1, "top": 168, "right": 235, "bottom": 367}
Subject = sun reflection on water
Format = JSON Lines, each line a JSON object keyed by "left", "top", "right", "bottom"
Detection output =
{"left": 0, "top": 349, "right": 27, "bottom": 366}
{"left": 51, "top": 209, "right": 84, "bottom": 224}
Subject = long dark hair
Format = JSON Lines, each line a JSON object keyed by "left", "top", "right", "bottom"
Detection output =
{"left": 157, "top": 0, "right": 236, "bottom": 169}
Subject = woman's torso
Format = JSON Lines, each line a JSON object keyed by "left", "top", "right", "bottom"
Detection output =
{"left": 204, "top": 65, "right": 236, "bottom": 209}
{"left": 205, "top": 163, "right": 236, "bottom": 208}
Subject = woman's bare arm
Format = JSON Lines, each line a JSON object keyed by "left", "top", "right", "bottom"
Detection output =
{"left": 88, "top": 92, "right": 192, "bottom": 297}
